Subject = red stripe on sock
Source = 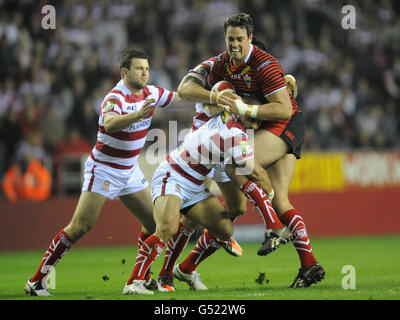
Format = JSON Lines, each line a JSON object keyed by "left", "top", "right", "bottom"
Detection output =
{"left": 179, "top": 230, "right": 221, "bottom": 274}
{"left": 31, "top": 230, "right": 74, "bottom": 282}
{"left": 128, "top": 235, "right": 165, "bottom": 283}
{"left": 159, "top": 223, "right": 194, "bottom": 277}
{"left": 280, "top": 209, "right": 317, "bottom": 268}
{"left": 240, "top": 180, "right": 283, "bottom": 229}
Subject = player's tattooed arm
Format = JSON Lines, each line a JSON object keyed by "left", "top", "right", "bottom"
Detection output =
{"left": 177, "top": 74, "right": 213, "bottom": 103}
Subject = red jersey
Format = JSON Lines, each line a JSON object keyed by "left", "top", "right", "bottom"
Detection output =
{"left": 208, "top": 44, "right": 301, "bottom": 115}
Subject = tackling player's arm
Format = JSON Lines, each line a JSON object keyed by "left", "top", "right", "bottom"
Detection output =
{"left": 178, "top": 74, "right": 238, "bottom": 106}
{"left": 225, "top": 75, "right": 296, "bottom": 121}
{"left": 103, "top": 99, "right": 155, "bottom": 133}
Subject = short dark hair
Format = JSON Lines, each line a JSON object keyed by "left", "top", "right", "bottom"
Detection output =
{"left": 224, "top": 13, "right": 254, "bottom": 37}
{"left": 119, "top": 48, "right": 149, "bottom": 71}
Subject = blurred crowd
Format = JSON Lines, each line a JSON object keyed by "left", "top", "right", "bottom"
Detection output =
{"left": 0, "top": 0, "right": 399, "bottom": 198}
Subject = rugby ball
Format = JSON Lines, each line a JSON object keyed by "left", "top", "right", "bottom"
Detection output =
{"left": 211, "top": 80, "right": 236, "bottom": 93}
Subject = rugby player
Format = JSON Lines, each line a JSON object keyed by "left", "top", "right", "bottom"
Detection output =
{"left": 24, "top": 49, "right": 178, "bottom": 296}
{"left": 177, "top": 13, "right": 325, "bottom": 288}
{"left": 123, "top": 110, "right": 285, "bottom": 294}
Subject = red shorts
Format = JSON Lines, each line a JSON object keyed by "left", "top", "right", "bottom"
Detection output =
{"left": 261, "top": 111, "right": 305, "bottom": 159}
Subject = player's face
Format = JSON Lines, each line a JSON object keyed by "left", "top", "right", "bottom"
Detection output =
{"left": 123, "top": 58, "right": 150, "bottom": 91}
{"left": 224, "top": 26, "right": 253, "bottom": 65}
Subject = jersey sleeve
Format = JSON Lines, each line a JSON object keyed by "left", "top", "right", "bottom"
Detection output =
{"left": 100, "top": 93, "right": 123, "bottom": 118}
{"left": 207, "top": 54, "right": 226, "bottom": 88}
{"left": 188, "top": 57, "right": 216, "bottom": 87}
{"left": 257, "top": 57, "right": 287, "bottom": 98}
{"left": 154, "top": 86, "right": 175, "bottom": 108}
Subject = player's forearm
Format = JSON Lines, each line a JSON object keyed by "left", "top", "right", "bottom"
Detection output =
{"left": 178, "top": 78, "right": 213, "bottom": 103}
{"left": 103, "top": 113, "right": 142, "bottom": 133}
{"left": 255, "top": 101, "right": 292, "bottom": 121}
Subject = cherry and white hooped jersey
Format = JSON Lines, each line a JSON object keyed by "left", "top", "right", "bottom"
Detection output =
{"left": 90, "top": 79, "right": 175, "bottom": 170}
{"left": 188, "top": 56, "right": 217, "bottom": 132}
{"left": 166, "top": 112, "right": 254, "bottom": 189}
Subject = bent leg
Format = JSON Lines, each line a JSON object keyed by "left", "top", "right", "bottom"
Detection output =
{"left": 186, "top": 196, "right": 233, "bottom": 241}
{"left": 217, "top": 181, "right": 247, "bottom": 219}
{"left": 177, "top": 196, "right": 233, "bottom": 276}
{"left": 127, "top": 195, "right": 181, "bottom": 282}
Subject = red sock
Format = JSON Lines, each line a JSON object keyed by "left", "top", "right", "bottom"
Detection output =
{"left": 137, "top": 230, "right": 151, "bottom": 281}
{"left": 159, "top": 223, "right": 194, "bottom": 278}
{"left": 179, "top": 229, "right": 221, "bottom": 274}
{"left": 280, "top": 209, "right": 317, "bottom": 268}
{"left": 31, "top": 230, "right": 74, "bottom": 282}
{"left": 240, "top": 180, "right": 283, "bottom": 229}
{"left": 127, "top": 235, "right": 165, "bottom": 283}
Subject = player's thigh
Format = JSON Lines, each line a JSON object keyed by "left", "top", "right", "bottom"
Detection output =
{"left": 65, "top": 191, "right": 107, "bottom": 239}
{"left": 119, "top": 186, "right": 155, "bottom": 232}
{"left": 153, "top": 194, "right": 182, "bottom": 241}
{"left": 186, "top": 196, "right": 233, "bottom": 241}
{"left": 254, "top": 130, "right": 289, "bottom": 167}
{"left": 216, "top": 181, "right": 247, "bottom": 218}
{"left": 266, "top": 153, "right": 296, "bottom": 215}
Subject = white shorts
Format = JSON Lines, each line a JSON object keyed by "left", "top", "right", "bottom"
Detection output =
{"left": 82, "top": 157, "right": 149, "bottom": 199}
{"left": 151, "top": 161, "right": 212, "bottom": 210}
{"left": 209, "top": 164, "right": 231, "bottom": 183}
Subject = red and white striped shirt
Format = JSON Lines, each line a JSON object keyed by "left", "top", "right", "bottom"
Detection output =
{"left": 166, "top": 112, "right": 254, "bottom": 188}
{"left": 90, "top": 79, "right": 175, "bottom": 170}
{"left": 188, "top": 56, "right": 217, "bottom": 132}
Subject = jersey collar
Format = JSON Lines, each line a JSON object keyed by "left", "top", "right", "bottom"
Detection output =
{"left": 244, "top": 44, "right": 254, "bottom": 64}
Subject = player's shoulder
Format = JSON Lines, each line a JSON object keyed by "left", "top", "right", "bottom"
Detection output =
{"left": 145, "top": 84, "right": 171, "bottom": 95}
{"left": 251, "top": 46, "right": 280, "bottom": 73}
{"left": 189, "top": 56, "right": 217, "bottom": 81}
{"left": 105, "top": 80, "right": 129, "bottom": 99}
{"left": 216, "top": 51, "right": 230, "bottom": 65}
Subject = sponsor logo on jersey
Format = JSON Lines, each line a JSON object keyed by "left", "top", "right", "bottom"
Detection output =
{"left": 225, "top": 63, "right": 232, "bottom": 75}
{"left": 240, "top": 140, "right": 251, "bottom": 155}
{"left": 221, "top": 110, "right": 232, "bottom": 123}
{"left": 257, "top": 61, "right": 271, "bottom": 71}
{"left": 104, "top": 100, "right": 116, "bottom": 112}
{"left": 175, "top": 183, "right": 181, "bottom": 194}
{"left": 126, "top": 105, "right": 137, "bottom": 111}
{"left": 128, "top": 118, "right": 151, "bottom": 130}
{"left": 101, "top": 180, "right": 110, "bottom": 192}
{"left": 241, "top": 66, "right": 251, "bottom": 75}
{"left": 243, "top": 74, "right": 252, "bottom": 88}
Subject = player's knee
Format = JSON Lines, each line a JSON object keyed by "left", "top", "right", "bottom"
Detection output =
{"left": 156, "top": 222, "right": 179, "bottom": 243}
{"left": 142, "top": 219, "right": 156, "bottom": 234}
{"left": 181, "top": 216, "right": 198, "bottom": 232}
{"left": 227, "top": 199, "right": 247, "bottom": 219}
{"left": 66, "top": 218, "right": 94, "bottom": 241}
{"left": 230, "top": 203, "right": 247, "bottom": 218}
{"left": 214, "top": 220, "right": 233, "bottom": 242}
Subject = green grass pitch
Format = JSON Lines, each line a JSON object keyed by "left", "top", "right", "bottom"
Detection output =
{"left": 1, "top": 235, "right": 399, "bottom": 300}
